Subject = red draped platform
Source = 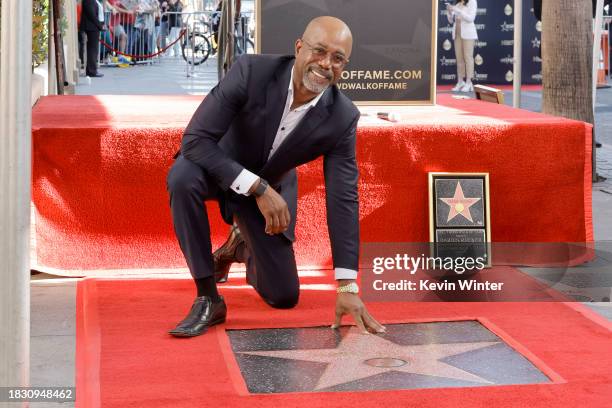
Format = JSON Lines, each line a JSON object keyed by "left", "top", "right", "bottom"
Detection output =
{"left": 31, "top": 94, "right": 593, "bottom": 274}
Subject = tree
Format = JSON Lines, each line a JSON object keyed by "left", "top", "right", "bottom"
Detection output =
{"left": 541, "top": 0, "right": 594, "bottom": 125}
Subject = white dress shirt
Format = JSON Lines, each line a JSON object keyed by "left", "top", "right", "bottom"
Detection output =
{"left": 229, "top": 67, "right": 358, "bottom": 280}
{"left": 96, "top": 0, "right": 105, "bottom": 23}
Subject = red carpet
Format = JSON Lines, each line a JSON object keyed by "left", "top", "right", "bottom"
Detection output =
{"left": 75, "top": 275, "right": 612, "bottom": 407}
{"left": 32, "top": 95, "right": 593, "bottom": 274}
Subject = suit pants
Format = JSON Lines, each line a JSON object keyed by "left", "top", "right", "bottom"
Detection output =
{"left": 454, "top": 36, "right": 475, "bottom": 81}
{"left": 167, "top": 155, "right": 300, "bottom": 309}
{"left": 82, "top": 29, "right": 101, "bottom": 76}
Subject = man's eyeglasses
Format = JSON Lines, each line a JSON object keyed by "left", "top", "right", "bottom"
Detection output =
{"left": 300, "top": 39, "right": 349, "bottom": 68}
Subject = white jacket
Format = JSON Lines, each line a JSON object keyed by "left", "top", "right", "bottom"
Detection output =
{"left": 446, "top": 0, "right": 478, "bottom": 40}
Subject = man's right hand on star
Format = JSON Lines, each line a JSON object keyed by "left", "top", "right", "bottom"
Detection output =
{"left": 251, "top": 179, "right": 291, "bottom": 235}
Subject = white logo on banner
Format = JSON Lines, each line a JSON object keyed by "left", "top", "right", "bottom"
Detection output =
{"left": 477, "top": 8, "right": 487, "bottom": 15}
{"left": 505, "top": 70, "right": 514, "bottom": 82}
{"left": 504, "top": 4, "right": 513, "bottom": 16}
{"left": 475, "top": 54, "right": 484, "bottom": 66}
{"left": 440, "top": 56, "right": 457, "bottom": 66}
{"left": 443, "top": 39, "right": 452, "bottom": 51}
{"left": 439, "top": 25, "right": 454, "bottom": 34}
{"left": 536, "top": 21, "right": 542, "bottom": 32}
{"left": 441, "top": 74, "right": 457, "bottom": 80}
{"left": 500, "top": 55, "right": 513, "bottom": 64}
{"left": 501, "top": 39, "right": 514, "bottom": 46}
{"left": 475, "top": 41, "right": 487, "bottom": 48}
{"left": 500, "top": 21, "right": 514, "bottom": 32}
{"left": 475, "top": 23, "right": 486, "bottom": 30}
{"left": 474, "top": 71, "right": 488, "bottom": 80}
{"left": 532, "top": 73, "right": 543, "bottom": 80}
{"left": 532, "top": 38, "right": 541, "bottom": 48}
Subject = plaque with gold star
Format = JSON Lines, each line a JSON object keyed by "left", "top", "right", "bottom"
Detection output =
{"left": 428, "top": 173, "right": 491, "bottom": 266}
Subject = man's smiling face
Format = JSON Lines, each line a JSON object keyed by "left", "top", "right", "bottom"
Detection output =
{"left": 293, "top": 17, "right": 353, "bottom": 96}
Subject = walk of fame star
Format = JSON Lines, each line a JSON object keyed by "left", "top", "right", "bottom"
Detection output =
{"left": 238, "top": 327, "right": 498, "bottom": 390}
{"left": 439, "top": 182, "right": 481, "bottom": 223}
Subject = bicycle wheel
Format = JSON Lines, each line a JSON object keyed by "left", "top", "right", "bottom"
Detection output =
{"left": 182, "top": 33, "right": 211, "bottom": 65}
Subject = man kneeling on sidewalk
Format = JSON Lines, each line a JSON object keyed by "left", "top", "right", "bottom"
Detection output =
{"left": 166, "top": 16, "right": 384, "bottom": 337}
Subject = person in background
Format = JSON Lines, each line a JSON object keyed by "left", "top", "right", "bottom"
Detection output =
{"left": 77, "top": 1, "right": 84, "bottom": 70}
{"left": 133, "top": 0, "right": 157, "bottom": 58}
{"left": 211, "top": 0, "right": 222, "bottom": 51}
{"left": 115, "top": 0, "right": 138, "bottom": 55}
{"left": 446, "top": 0, "right": 478, "bottom": 92}
{"left": 80, "top": 0, "right": 106, "bottom": 77}
{"left": 157, "top": 1, "right": 170, "bottom": 51}
{"left": 106, "top": 0, "right": 129, "bottom": 57}
{"left": 166, "top": 0, "right": 184, "bottom": 57}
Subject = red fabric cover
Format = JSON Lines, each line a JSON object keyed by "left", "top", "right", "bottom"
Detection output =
{"left": 75, "top": 276, "right": 612, "bottom": 407}
{"left": 32, "top": 95, "right": 593, "bottom": 273}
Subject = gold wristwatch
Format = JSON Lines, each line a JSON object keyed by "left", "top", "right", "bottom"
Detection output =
{"left": 336, "top": 282, "right": 359, "bottom": 294}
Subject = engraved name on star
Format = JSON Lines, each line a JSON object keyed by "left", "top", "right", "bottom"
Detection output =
{"left": 440, "top": 182, "right": 481, "bottom": 223}
{"left": 239, "top": 327, "right": 498, "bottom": 390}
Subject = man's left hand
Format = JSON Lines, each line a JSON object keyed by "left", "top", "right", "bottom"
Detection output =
{"left": 332, "top": 292, "right": 386, "bottom": 334}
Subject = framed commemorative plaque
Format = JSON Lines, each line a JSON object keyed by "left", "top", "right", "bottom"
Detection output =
{"left": 255, "top": 0, "right": 438, "bottom": 105}
{"left": 428, "top": 173, "right": 491, "bottom": 266}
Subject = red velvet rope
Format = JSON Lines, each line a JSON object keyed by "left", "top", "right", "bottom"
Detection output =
{"left": 98, "top": 28, "right": 188, "bottom": 59}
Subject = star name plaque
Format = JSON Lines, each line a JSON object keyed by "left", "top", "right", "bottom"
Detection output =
{"left": 428, "top": 173, "right": 491, "bottom": 269}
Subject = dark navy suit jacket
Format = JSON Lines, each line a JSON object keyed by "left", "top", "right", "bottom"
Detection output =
{"left": 80, "top": 0, "right": 104, "bottom": 32}
{"left": 180, "top": 54, "right": 361, "bottom": 271}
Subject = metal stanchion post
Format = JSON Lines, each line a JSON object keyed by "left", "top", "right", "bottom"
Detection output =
{"left": 190, "top": 15, "right": 196, "bottom": 77}
{"left": 593, "top": 0, "right": 605, "bottom": 182}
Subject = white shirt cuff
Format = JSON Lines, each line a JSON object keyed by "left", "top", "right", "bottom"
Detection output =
{"left": 335, "top": 268, "right": 358, "bottom": 280}
{"left": 229, "top": 169, "right": 259, "bottom": 196}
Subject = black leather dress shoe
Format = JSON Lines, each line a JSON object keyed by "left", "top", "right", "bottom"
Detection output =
{"left": 213, "top": 225, "right": 245, "bottom": 283}
{"left": 168, "top": 296, "right": 227, "bottom": 337}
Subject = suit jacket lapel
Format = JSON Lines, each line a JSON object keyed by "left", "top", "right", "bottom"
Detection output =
{"left": 262, "top": 87, "right": 333, "bottom": 173}
{"left": 262, "top": 60, "right": 293, "bottom": 166}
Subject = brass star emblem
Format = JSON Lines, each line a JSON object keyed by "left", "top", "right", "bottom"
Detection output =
{"left": 239, "top": 327, "right": 497, "bottom": 390}
{"left": 439, "top": 182, "right": 481, "bottom": 223}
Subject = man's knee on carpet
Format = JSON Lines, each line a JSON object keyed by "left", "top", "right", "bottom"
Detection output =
{"left": 255, "top": 265, "right": 300, "bottom": 309}
{"left": 262, "top": 288, "right": 300, "bottom": 309}
{"left": 243, "top": 246, "right": 300, "bottom": 309}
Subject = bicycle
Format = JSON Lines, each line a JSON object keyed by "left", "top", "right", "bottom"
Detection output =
{"left": 181, "top": 29, "right": 212, "bottom": 66}
{"left": 181, "top": 14, "right": 254, "bottom": 66}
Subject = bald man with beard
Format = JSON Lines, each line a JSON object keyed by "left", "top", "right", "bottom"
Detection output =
{"left": 167, "top": 16, "right": 385, "bottom": 338}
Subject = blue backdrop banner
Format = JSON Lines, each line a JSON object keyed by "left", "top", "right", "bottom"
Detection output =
{"left": 436, "top": 0, "right": 542, "bottom": 85}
